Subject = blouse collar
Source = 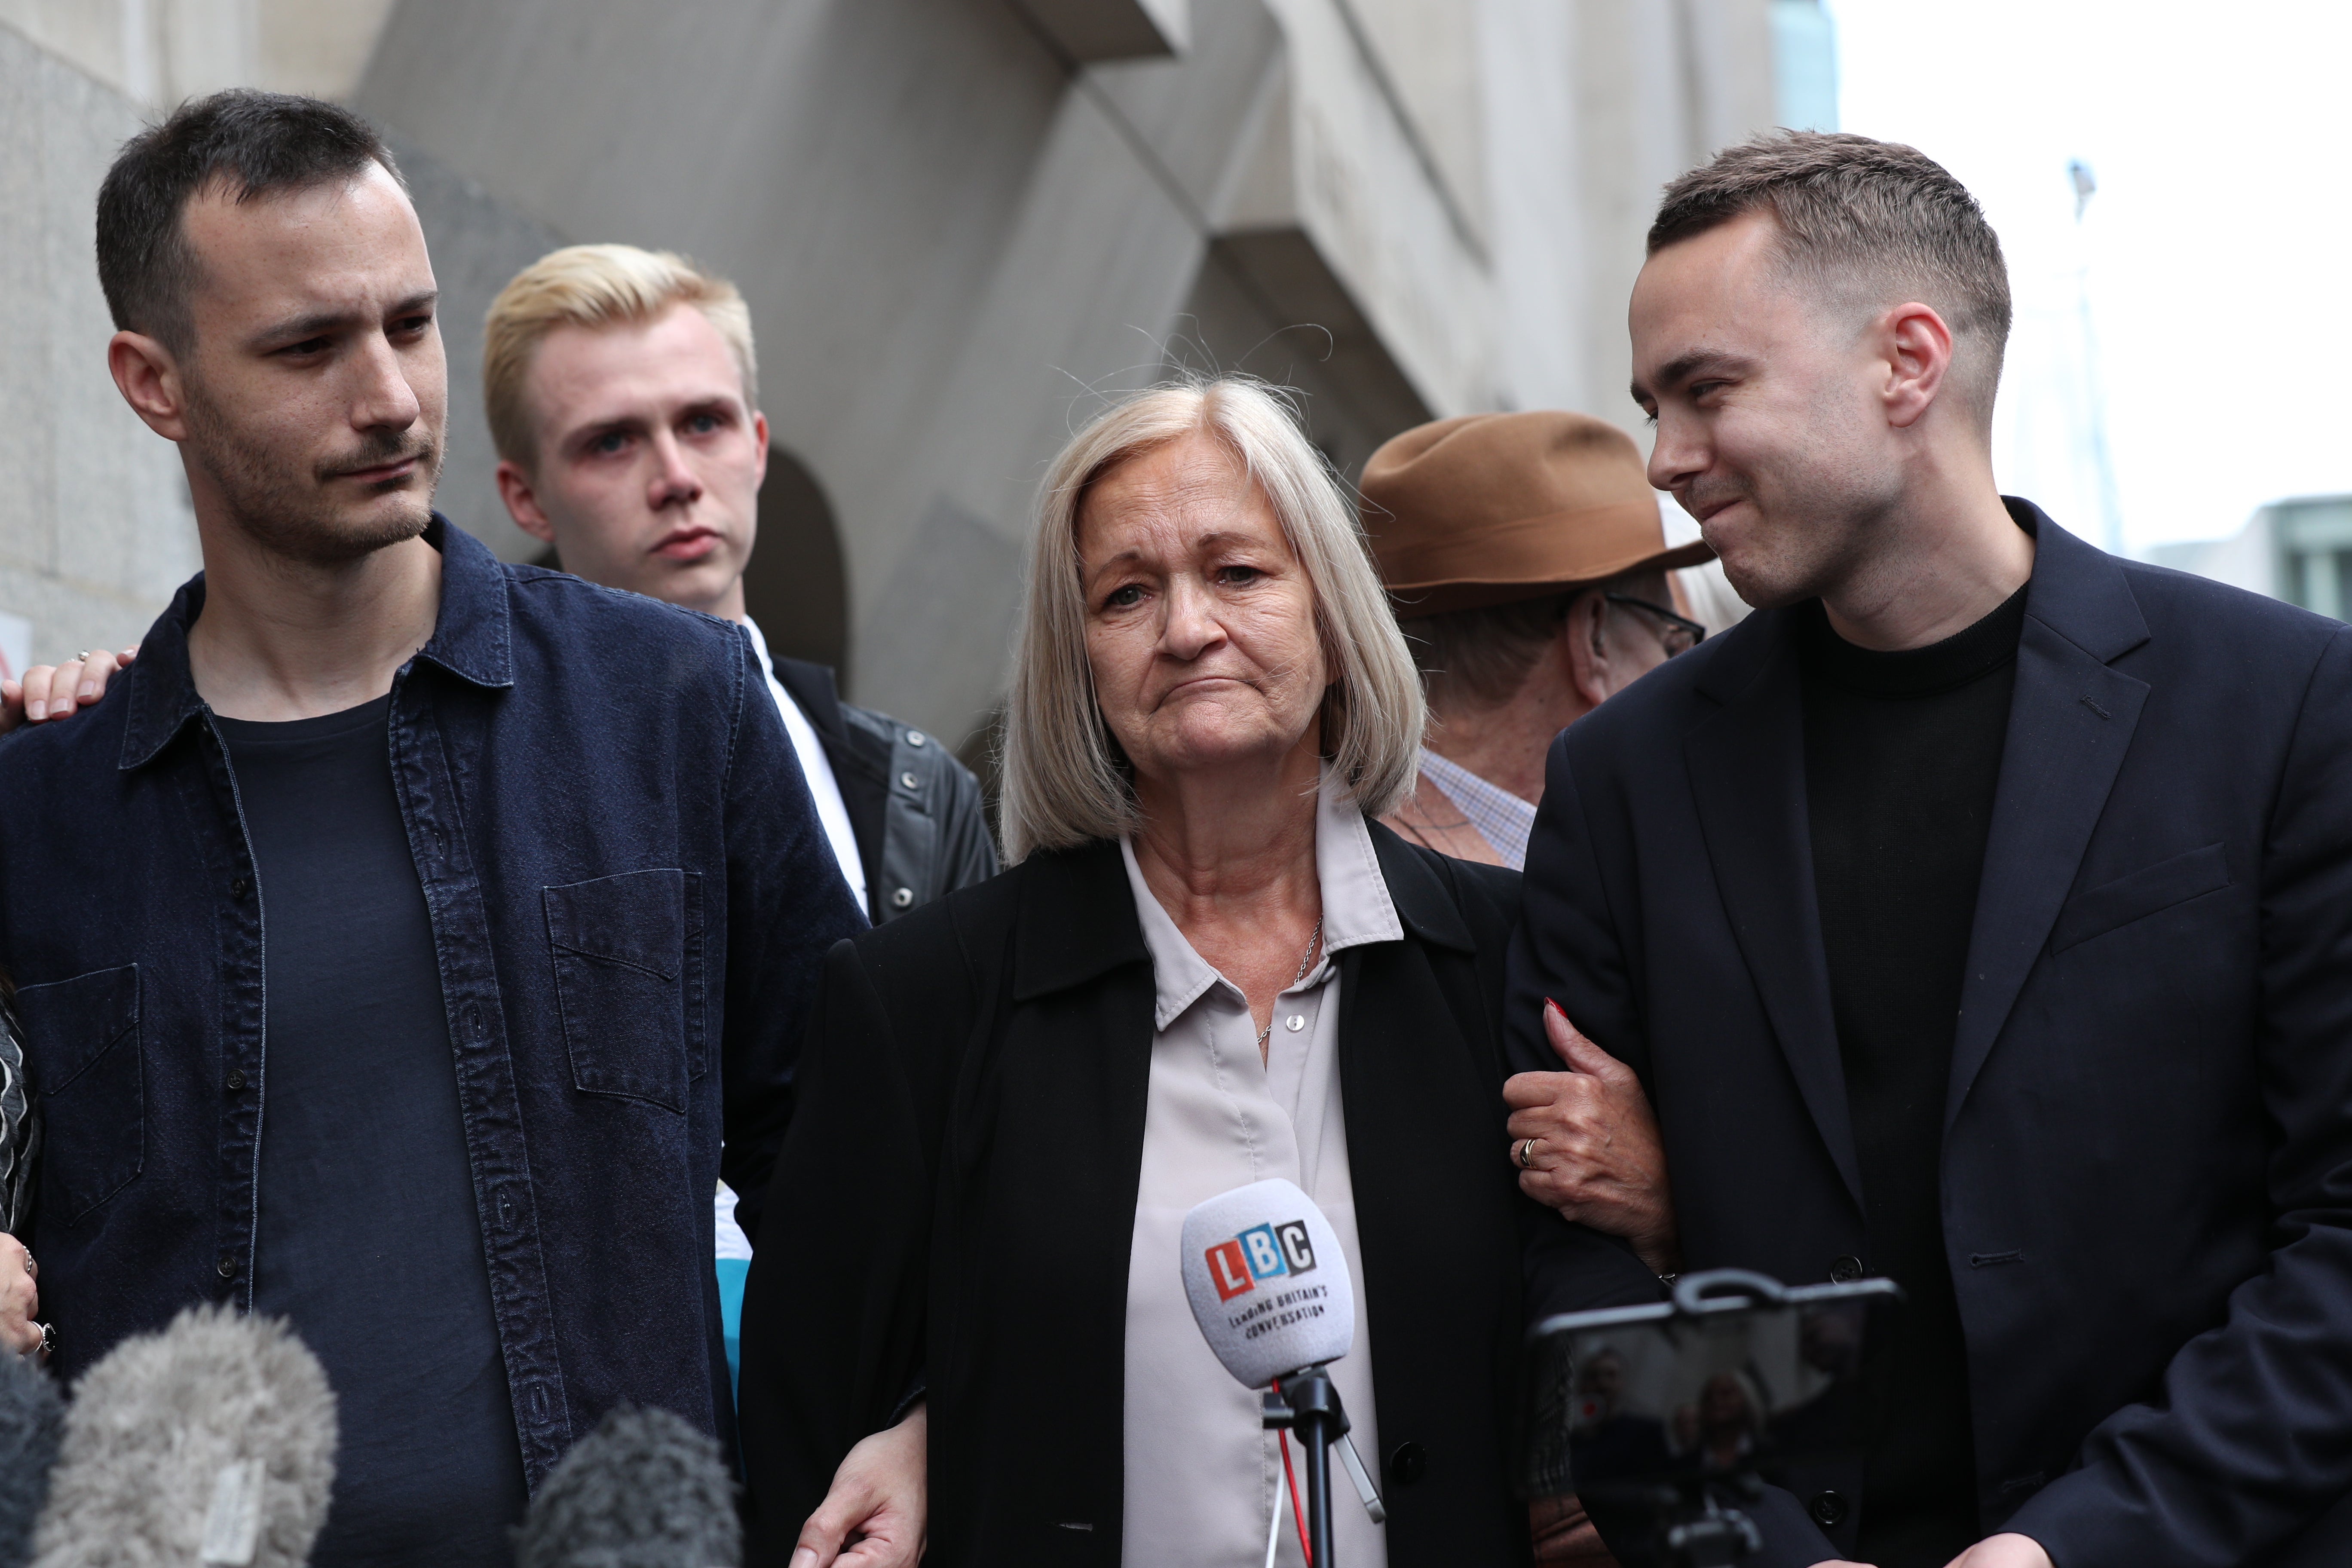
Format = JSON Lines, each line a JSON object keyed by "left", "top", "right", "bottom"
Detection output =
{"left": 1120, "top": 768, "right": 1405, "bottom": 1032}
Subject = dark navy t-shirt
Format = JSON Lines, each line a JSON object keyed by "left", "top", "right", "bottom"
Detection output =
{"left": 217, "top": 695, "right": 527, "bottom": 1566}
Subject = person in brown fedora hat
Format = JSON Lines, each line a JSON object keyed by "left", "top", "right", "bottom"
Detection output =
{"left": 1362, "top": 410, "right": 1715, "bottom": 868}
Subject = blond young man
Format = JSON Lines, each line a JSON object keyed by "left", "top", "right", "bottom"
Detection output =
{"left": 482, "top": 245, "right": 994, "bottom": 931}
{"left": 480, "top": 245, "right": 996, "bottom": 1274}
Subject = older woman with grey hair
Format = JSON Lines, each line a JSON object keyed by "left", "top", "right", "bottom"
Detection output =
{"left": 736, "top": 379, "right": 1574, "bottom": 1568}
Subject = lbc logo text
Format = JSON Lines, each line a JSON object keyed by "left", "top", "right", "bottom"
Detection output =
{"left": 1205, "top": 1219, "right": 1318, "bottom": 1301}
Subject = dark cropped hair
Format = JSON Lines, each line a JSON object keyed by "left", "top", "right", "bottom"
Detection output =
{"left": 96, "top": 89, "right": 405, "bottom": 355}
{"left": 1649, "top": 131, "right": 2011, "bottom": 417}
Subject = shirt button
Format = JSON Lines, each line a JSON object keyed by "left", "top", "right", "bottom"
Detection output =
{"left": 905, "top": 730, "right": 927, "bottom": 748}
{"left": 1810, "top": 1490, "right": 1850, "bottom": 1527}
{"left": 890, "top": 887, "right": 914, "bottom": 910}
{"left": 229, "top": 876, "right": 251, "bottom": 900}
{"left": 899, "top": 771, "right": 919, "bottom": 790}
{"left": 1830, "top": 1255, "right": 1864, "bottom": 1283}
{"left": 1388, "top": 1441, "right": 1427, "bottom": 1487}
{"left": 216, "top": 1254, "right": 237, "bottom": 1280}
{"left": 224, "top": 1069, "right": 246, "bottom": 1091}
{"left": 1285, "top": 1014, "right": 1306, "bottom": 1032}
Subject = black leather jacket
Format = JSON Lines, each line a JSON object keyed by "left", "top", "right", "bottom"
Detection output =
{"left": 0, "top": 996, "right": 32, "bottom": 1237}
{"left": 772, "top": 659, "right": 998, "bottom": 922}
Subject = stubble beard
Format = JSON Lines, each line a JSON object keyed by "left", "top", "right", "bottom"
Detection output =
{"left": 1698, "top": 467, "right": 1899, "bottom": 613}
{"left": 183, "top": 386, "right": 444, "bottom": 569}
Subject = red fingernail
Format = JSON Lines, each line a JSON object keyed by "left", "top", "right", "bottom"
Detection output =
{"left": 1545, "top": 997, "right": 1564, "bottom": 1016}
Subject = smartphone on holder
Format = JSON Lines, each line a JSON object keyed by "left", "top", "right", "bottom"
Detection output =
{"left": 1521, "top": 1270, "right": 1902, "bottom": 1568}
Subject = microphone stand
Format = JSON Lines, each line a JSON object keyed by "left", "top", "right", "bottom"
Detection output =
{"left": 1264, "top": 1365, "right": 1346, "bottom": 1566}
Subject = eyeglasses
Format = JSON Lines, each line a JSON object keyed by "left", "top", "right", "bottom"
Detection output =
{"left": 1603, "top": 593, "right": 1708, "bottom": 658}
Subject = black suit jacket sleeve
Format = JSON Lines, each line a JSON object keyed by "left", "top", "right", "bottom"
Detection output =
{"left": 2008, "top": 624, "right": 2352, "bottom": 1568}
{"left": 1507, "top": 750, "right": 1685, "bottom": 1320}
{"left": 1508, "top": 738, "right": 1838, "bottom": 1568}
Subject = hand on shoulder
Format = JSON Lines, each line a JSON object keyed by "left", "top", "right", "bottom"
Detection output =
{"left": 1, "top": 646, "right": 137, "bottom": 732}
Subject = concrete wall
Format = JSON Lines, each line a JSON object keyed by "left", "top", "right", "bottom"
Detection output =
{"left": 355, "top": 0, "right": 1545, "bottom": 739}
{"left": 0, "top": 0, "right": 415, "bottom": 671}
{"left": 385, "top": 134, "right": 565, "bottom": 564}
{"left": 0, "top": 0, "right": 1778, "bottom": 735}
{"left": 0, "top": 0, "right": 394, "bottom": 105}
{"left": 1560, "top": 0, "right": 1776, "bottom": 448}
{"left": 0, "top": 22, "right": 200, "bottom": 668}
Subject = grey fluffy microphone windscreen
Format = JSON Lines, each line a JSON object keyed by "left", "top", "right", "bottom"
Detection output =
{"left": 513, "top": 1404, "right": 741, "bottom": 1568}
{"left": 29, "top": 1306, "right": 336, "bottom": 1568}
{"left": 1180, "top": 1177, "right": 1356, "bottom": 1390}
{"left": 0, "top": 1353, "right": 64, "bottom": 1568}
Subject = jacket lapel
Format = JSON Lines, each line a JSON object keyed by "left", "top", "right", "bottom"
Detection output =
{"left": 772, "top": 655, "right": 850, "bottom": 750}
{"left": 1684, "top": 615, "right": 1865, "bottom": 1211}
{"left": 1369, "top": 825, "right": 1480, "bottom": 956}
{"left": 1946, "top": 514, "right": 2150, "bottom": 1125}
{"left": 1010, "top": 840, "right": 1151, "bottom": 1000}
{"left": 998, "top": 843, "right": 1156, "bottom": 1209}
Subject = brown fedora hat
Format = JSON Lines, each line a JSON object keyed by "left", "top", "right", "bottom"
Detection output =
{"left": 1360, "top": 410, "right": 1713, "bottom": 617}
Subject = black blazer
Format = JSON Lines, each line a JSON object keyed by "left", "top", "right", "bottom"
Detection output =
{"left": 738, "top": 822, "right": 1540, "bottom": 1565}
{"left": 1508, "top": 505, "right": 2352, "bottom": 1568}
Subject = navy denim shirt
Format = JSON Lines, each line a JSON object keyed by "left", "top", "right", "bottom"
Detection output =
{"left": 0, "top": 518, "right": 865, "bottom": 1485}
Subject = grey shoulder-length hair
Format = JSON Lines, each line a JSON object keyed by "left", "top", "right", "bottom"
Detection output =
{"left": 999, "top": 377, "right": 1425, "bottom": 863}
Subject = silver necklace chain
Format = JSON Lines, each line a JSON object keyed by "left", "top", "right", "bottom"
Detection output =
{"left": 1257, "top": 916, "right": 1325, "bottom": 1053}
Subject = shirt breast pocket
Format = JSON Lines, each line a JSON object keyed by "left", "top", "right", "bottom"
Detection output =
{"left": 14, "top": 964, "right": 143, "bottom": 1223}
{"left": 543, "top": 870, "right": 705, "bottom": 1112}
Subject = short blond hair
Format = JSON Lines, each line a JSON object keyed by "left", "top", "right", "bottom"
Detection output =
{"left": 482, "top": 243, "right": 758, "bottom": 468}
{"left": 1000, "top": 378, "right": 1425, "bottom": 862}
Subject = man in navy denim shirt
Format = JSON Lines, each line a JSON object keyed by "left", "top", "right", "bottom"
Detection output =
{"left": 0, "top": 91, "right": 864, "bottom": 1562}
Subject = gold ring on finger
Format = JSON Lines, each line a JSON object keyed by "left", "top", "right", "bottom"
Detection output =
{"left": 1516, "top": 1136, "right": 1538, "bottom": 1170}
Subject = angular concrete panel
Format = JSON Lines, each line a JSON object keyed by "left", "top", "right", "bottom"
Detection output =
{"left": 851, "top": 495, "right": 1022, "bottom": 741}
{"left": 1014, "top": 0, "right": 1189, "bottom": 62}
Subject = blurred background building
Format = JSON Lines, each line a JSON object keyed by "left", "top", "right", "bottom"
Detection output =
{"left": 2, "top": 0, "right": 1811, "bottom": 757}
{"left": 2149, "top": 496, "right": 2352, "bottom": 618}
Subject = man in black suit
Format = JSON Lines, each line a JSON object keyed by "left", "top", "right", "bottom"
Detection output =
{"left": 1506, "top": 131, "right": 2352, "bottom": 1568}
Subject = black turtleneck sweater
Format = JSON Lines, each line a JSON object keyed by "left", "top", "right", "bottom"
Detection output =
{"left": 1796, "top": 581, "right": 2030, "bottom": 1568}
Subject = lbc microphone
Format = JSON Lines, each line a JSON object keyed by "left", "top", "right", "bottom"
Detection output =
{"left": 1180, "top": 1178, "right": 1355, "bottom": 1390}
{"left": 30, "top": 1305, "right": 336, "bottom": 1568}
{"left": 1181, "top": 1179, "right": 1385, "bottom": 1564}
{"left": 0, "top": 1352, "right": 64, "bottom": 1568}
{"left": 512, "top": 1404, "right": 740, "bottom": 1568}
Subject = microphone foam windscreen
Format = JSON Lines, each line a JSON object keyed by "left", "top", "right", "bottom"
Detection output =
{"left": 1181, "top": 1178, "right": 1355, "bottom": 1390}
{"left": 514, "top": 1405, "right": 740, "bottom": 1568}
{"left": 0, "top": 1354, "right": 64, "bottom": 1568}
{"left": 31, "top": 1306, "right": 335, "bottom": 1568}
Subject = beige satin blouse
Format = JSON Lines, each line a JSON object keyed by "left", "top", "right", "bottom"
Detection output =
{"left": 1119, "top": 773, "right": 1396, "bottom": 1568}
